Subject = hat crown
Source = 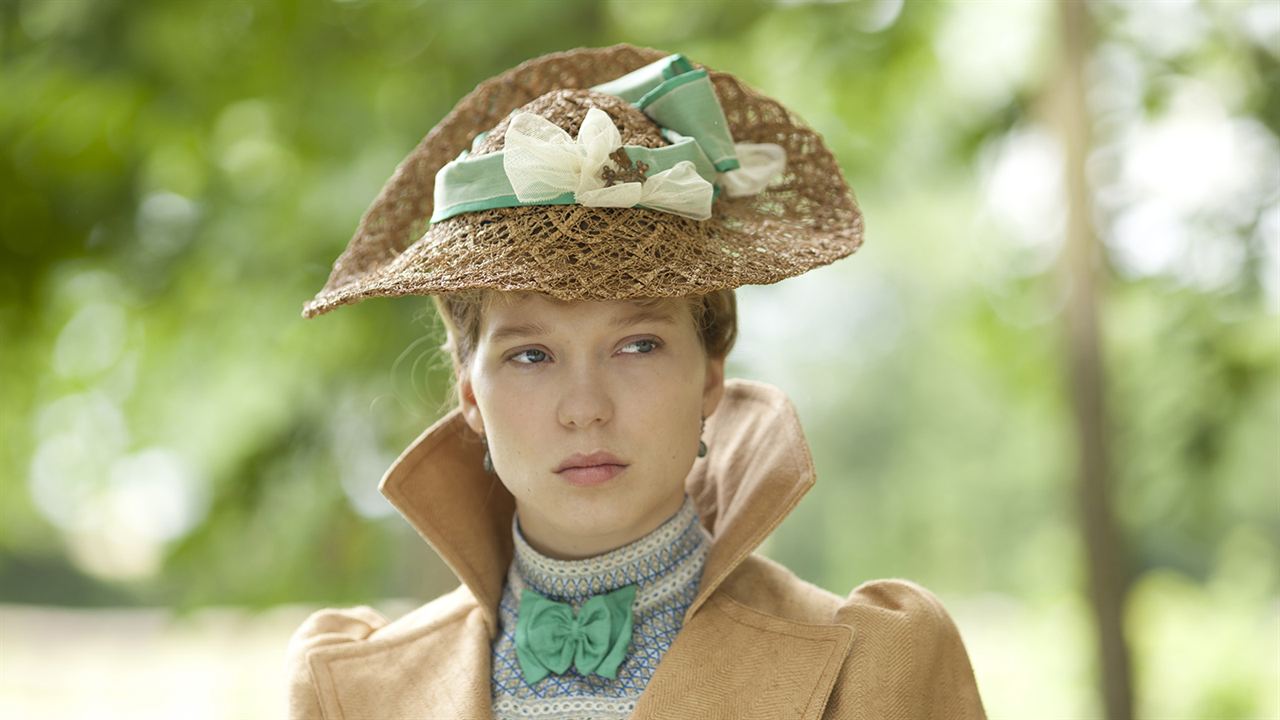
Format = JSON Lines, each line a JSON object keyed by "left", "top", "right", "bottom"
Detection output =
{"left": 472, "top": 89, "right": 667, "bottom": 156}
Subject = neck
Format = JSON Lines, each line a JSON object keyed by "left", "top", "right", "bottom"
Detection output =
{"left": 508, "top": 493, "right": 708, "bottom": 603}
{"left": 514, "top": 491, "right": 687, "bottom": 560}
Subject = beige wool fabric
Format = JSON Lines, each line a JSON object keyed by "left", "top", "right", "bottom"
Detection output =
{"left": 301, "top": 44, "right": 864, "bottom": 319}
{"left": 285, "top": 380, "right": 988, "bottom": 719}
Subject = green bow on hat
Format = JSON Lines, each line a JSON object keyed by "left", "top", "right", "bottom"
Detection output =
{"left": 429, "top": 53, "right": 786, "bottom": 224}
{"left": 514, "top": 584, "right": 638, "bottom": 685}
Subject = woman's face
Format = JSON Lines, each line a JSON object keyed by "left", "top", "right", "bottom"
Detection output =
{"left": 458, "top": 293, "right": 725, "bottom": 560}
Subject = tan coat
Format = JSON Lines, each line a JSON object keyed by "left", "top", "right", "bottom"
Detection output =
{"left": 287, "top": 379, "right": 988, "bottom": 719}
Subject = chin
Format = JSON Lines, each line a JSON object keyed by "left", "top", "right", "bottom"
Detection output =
{"left": 553, "top": 491, "right": 641, "bottom": 528}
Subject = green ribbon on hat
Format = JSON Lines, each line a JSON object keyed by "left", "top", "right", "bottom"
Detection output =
{"left": 593, "top": 54, "right": 740, "bottom": 172}
{"left": 431, "top": 134, "right": 720, "bottom": 223}
{"left": 590, "top": 53, "right": 696, "bottom": 102}
{"left": 429, "top": 53, "right": 747, "bottom": 224}
{"left": 513, "top": 583, "right": 637, "bottom": 685}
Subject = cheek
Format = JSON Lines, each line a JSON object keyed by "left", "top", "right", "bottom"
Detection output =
{"left": 619, "top": 363, "right": 705, "bottom": 429}
{"left": 472, "top": 371, "right": 558, "bottom": 461}
{"left": 475, "top": 374, "right": 535, "bottom": 427}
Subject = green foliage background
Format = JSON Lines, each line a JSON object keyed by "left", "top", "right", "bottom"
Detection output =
{"left": 2, "top": 0, "right": 1276, "bottom": 717}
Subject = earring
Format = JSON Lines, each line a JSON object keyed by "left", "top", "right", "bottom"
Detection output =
{"left": 482, "top": 438, "right": 494, "bottom": 474}
{"left": 697, "top": 417, "right": 707, "bottom": 458}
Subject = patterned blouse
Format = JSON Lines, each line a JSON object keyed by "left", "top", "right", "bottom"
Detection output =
{"left": 490, "top": 493, "right": 712, "bottom": 720}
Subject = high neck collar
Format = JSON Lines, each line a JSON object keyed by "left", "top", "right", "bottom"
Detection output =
{"left": 378, "top": 379, "right": 818, "bottom": 639}
{"left": 509, "top": 493, "right": 707, "bottom": 604}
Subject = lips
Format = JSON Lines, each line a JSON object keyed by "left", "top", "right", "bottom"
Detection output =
{"left": 558, "top": 463, "right": 626, "bottom": 487}
{"left": 554, "top": 451, "right": 628, "bottom": 474}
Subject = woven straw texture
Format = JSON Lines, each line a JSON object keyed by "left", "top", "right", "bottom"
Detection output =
{"left": 302, "top": 44, "right": 864, "bottom": 319}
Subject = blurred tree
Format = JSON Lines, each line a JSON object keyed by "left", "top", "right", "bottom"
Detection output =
{"left": 1, "top": 0, "right": 1276, "bottom": 716}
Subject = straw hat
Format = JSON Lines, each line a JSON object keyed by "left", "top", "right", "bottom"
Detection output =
{"left": 302, "top": 43, "right": 864, "bottom": 319}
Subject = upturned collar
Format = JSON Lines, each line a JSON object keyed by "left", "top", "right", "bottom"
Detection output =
{"left": 378, "top": 378, "right": 818, "bottom": 639}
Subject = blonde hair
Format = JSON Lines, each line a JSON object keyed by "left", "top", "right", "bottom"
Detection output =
{"left": 431, "top": 289, "right": 736, "bottom": 397}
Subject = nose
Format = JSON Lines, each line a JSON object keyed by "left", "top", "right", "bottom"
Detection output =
{"left": 557, "top": 364, "right": 613, "bottom": 429}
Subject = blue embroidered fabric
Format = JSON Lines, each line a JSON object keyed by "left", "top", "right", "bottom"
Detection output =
{"left": 490, "top": 493, "right": 711, "bottom": 720}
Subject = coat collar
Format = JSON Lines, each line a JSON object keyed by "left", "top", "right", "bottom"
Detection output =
{"left": 308, "top": 379, "right": 853, "bottom": 719}
{"left": 378, "top": 378, "right": 819, "bottom": 638}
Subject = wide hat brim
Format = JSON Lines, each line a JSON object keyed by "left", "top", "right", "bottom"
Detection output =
{"left": 302, "top": 43, "right": 864, "bottom": 319}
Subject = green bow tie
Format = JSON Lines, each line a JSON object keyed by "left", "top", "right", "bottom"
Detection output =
{"left": 514, "top": 583, "right": 638, "bottom": 685}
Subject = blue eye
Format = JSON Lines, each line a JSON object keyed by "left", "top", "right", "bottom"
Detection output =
{"left": 620, "top": 339, "right": 661, "bottom": 354}
{"left": 510, "top": 348, "right": 548, "bottom": 365}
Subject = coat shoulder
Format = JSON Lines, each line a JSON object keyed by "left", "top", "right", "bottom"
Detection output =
{"left": 716, "top": 551, "right": 845, "bottom": 624}
{"left": 284, "top": 584, "right": 479, "bottom": 719}
{"left": 707, "top": 559, "right": 986, "bottom": 719}
{"left": 824, "top": 578, "right": 988, "bottom": 720}
{"left": 836, "top": 576, "right": 960, "bottom": 624}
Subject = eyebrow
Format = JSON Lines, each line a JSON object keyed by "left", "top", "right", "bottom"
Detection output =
{"left": 487, "top": 307, "right": 678, "bottom": 344}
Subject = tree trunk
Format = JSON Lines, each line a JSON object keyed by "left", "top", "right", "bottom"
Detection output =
{"left": 1054, "top": 1, "right": 1135, "bottom": 718}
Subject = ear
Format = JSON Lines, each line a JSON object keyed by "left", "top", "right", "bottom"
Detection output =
{"left": 701, "top": 354, "right": 726, "bottom": 419}
{"left": 458, "top": 369, "right": 486, "bottom": 437}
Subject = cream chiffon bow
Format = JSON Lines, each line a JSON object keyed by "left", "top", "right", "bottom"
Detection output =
{"left": 502, "top": 108, "right": 786, "bottom": 221}
{"left": 503, "top": 107, "right": 714, "bottom": 220}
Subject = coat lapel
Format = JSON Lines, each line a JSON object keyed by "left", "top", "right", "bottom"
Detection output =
{"left": 678, "top": 378, "right": 820, "bottom": 622}
{"left": 634, "top": 382, "right": 853, "bottom": 719}
{"left": 315, "top": 379, "right": 852, "bottom": 719}
{"left": 377, "top": 409, "right": 513, "bottom": 639}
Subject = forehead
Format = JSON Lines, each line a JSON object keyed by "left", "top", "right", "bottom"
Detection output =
{"left": 481, "top": 293, "right": 691, "bottom": 340}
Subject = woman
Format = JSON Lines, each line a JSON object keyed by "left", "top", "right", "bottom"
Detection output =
{"left": 288, "top": 45, "right": 987, "bottom": 719}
